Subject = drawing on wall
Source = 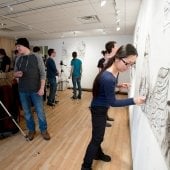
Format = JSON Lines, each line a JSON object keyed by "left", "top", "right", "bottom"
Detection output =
{"left": 138, "top": 35, "right": 151, "bottom": 113}
{"left": 141, "top": 67, "right": 170, "bottom": 168}
{"left": 161, "top": 101, "right": 170, "bottom": 168}
{"left": 130, "top": 27, "right": 139, "bottom": 80}
{"left": 76, "top": 41, "right": 86, "bottom": 58}
{"left": 134, "top": 27, "right": 139, "bottom": 49}
{"left": 135, "top": 34, "right": 170, "bottom": 168}
{"left": 61, "top": 41, "right": 68, "bottom": 59}
{"left": 163, "top": 0, "right": 170, "bottom": 32}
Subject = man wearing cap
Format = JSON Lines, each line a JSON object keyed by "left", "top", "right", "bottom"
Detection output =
{"left": 14, "top": 38, "right": 50, "bottom": 140}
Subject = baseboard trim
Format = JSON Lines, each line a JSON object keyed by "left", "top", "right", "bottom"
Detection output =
{"left": 67, "top": 87, "right": 128, "bottom": 95}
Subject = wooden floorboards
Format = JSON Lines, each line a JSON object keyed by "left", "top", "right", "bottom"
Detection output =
{"left": 0, "top": 90, "right": 132, "bottom": 170}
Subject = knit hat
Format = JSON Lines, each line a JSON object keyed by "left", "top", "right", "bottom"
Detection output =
{"left": 15, "top": 38, "right": 30, "bottom": 49}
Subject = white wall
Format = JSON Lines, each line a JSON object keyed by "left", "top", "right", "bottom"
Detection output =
{"left": 31, "top": 35, "right": 132, "bottom": 89}
{"left": 130, "top": 0, "right": 170, "bottom": 170}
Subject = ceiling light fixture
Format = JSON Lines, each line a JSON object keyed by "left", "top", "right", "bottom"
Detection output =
{"left": 113, "top": 0, "right": 121, "bottom": 31}
{"left": 0, "top": 23, "right": 6, "bottom": 27}
{"left": 116, "top": 22, "right": 120, "bottom": 31}
{"left": 7, "top": 5, "right": 13, "bottom": 11}
{"left": 101, "top": 0, "right": 106, "bottom": 7}
{"left": 116, "top": 26, "right": 120, "bottom": 31}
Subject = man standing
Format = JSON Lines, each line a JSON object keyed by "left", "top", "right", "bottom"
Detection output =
{"left": 69, "top": 51, "right": 82, "bottom": 99}
{"left": 46, "top": 48, "right": 58, "bottom": 106}
{"left": 14, "top": 38, "right": 50, "bottom": 141}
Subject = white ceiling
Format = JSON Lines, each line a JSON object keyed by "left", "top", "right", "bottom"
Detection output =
{"left": 0, "top": 0, "right": 141, "bottom": 40}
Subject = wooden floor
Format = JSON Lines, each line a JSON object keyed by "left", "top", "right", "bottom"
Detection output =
{"left": 0, "top": 90, "right": 132, "bottom": 170}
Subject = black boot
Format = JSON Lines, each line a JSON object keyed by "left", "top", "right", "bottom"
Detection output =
{"left": 94, "top": 153, "right": 111, "bottom": 162}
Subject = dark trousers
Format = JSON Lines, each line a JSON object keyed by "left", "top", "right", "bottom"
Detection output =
{"left": 48, "top": 77, "right": 57, "bottom": 103}
{"left": 82, "top": 107, "right": 108, "bottom": 168}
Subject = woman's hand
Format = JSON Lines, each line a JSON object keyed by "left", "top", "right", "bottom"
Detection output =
{"left": 117, "top": 83, "right": 131, "bottom": 89}
{"left": 117, "top": 83, "right": 131, "bottom": 92}
{"left": 134, "top": 96, "right": 146, "bottom": 105}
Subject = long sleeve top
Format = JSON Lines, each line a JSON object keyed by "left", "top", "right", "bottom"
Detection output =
{"left": 46, "top": 57, "right": 58, "bottom": 79}
{"left": 91, "top": 71, "right": 135, "bottom": 108}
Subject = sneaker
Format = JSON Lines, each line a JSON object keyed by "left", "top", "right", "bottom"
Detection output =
{"left": 54, "top": 100, "right": 59, "bottom": 104}
{"left": 77, "top": 96, "right": 81, "bottom": 99}
{"left": 27, "top": 131, "right": 35, "bottom": 141}
{"left": 106, "top": 122, "right": 112, "bottom": 127}
{"left": 107, "top": 117, "right": 114, "bottom": 121}
{"left": 41, "top": 130, "right": 51, "bottom": 140}
{"left": 94, "top": 153, "right": 111, "bottom": 162}
{"left": 47, "top": 102, "right": 55, "bottom": 106}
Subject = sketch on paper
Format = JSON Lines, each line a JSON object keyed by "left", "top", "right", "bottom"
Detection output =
{"left": 77, "top": 41, "right": 86, "bottom": 58}
{"left": 138, "top": 35, "right": 151, "bottom": 112}
{"left": 161, "top": 102, "right": 170, "bottom": 168}
{"left": 130, "top": 27, "right": 139, "bottom": 80}
{"left": 135, "top": 35, "right": 170, "bottom": 167}
{"left": 134, "top": 27, "right": 139, "bottom": 49}
{"left": 163, "top": 0, "right": 170, "bottom": 32}
{"left": 141, "top": 67, "right": 170, "bottom": 168}
{"left": 61, "top": 41, "right": 68, "bottom": 59}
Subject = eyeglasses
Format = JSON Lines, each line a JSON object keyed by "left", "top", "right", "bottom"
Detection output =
{"left": 121, "top": 58, "right": 136, "bottom": 67}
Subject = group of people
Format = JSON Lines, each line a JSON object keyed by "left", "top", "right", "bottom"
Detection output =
{"left": 13, "top": 37, "right": 82, "bottom": 141}
{"left": 2, "top": 37, "right": 145, "bottom": 169}
{"left": 46, "top": 48, "right": 82, "bottom": 105}
{"left": 81, "top": 42, "right": 146, "bottom": 170}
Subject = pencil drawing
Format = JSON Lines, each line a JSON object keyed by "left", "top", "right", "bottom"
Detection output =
{"left": 142, "top": 67, "right": 170, "bottom": 168}
{"left": 163, "top": 0, "right": 170, "bottom": 31}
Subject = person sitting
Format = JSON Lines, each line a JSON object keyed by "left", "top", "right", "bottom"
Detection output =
{"left": 0, "top": 48, "right": 11, "bottom": 72}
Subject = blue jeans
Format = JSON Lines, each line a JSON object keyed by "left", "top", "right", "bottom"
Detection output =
{"left": 48, "top": 77, "right": 57, "bottom": 103}
{"left": 72, "top": 76, "right": 81, "bottom": 97}
{"left": 19, "top": 92, "right": 47, "bottom": 132}
{"left": 82, "top": 107, "right": 108, "bottom": 168}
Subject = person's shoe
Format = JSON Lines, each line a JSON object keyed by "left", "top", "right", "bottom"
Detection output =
{"left": 71, "top": 96, "right": 77, "bottom": 99}
{"left": 106, "top": 122, "right": 112, "bottom": 127}
{"left": 81, "top": 166, "right": 92, "bottom": 170}
{"left": 77, "top": 95, "right": 81, "bottom": 99}
{"left": 47, "top": 102, "right": 55, "bottom": 106}
{"left": 94, "top": 153, "right": 111, "bottom": 162}
{"left": 27, "top": 131, "right": 35, "bottom": 141}
{"left": 107, "top": 117, "right": 114, "bottom": 121}
{"left": 54, "top": 100, "right": 59, "bottom": 104}
{"left": 41, "top": 130, "right": 51, "bottom": 140}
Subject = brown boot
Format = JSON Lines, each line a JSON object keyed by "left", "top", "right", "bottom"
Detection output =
{"left": 27, "top": 131, "right": 36, "bottom": 141}
{"left": 41, "top": 130, "right": 51, "bottom": 140}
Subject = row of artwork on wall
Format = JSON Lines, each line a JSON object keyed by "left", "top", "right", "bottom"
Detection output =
{"left": 132, "top": 21, "right": 170, "bottom": 168}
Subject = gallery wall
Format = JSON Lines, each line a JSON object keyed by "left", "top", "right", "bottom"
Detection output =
{"left": 130, "top": 0, "right": 170, "bottom": 170}
{"left": 31, "top": 35, "right": 132, "bottom": 89}
{"left": 0, "top": 37, "right": 15, "bottom": 57}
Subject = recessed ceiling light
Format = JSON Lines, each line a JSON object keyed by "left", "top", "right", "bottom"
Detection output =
{"left": 116, "top": 26, "right": 120, "bottom": 31}
{"left": 0, "top": 23, "right": 6, "bottom": 27}
{"left": 7, "top": 5, "right": 13, "bottom": 11}
{"left": 101, "top": 0, "right": 106, "bottom": 7}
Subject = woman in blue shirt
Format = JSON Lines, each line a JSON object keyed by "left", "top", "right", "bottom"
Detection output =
{"left": 81, "top": 44, "right": 146, "bottom": 170}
